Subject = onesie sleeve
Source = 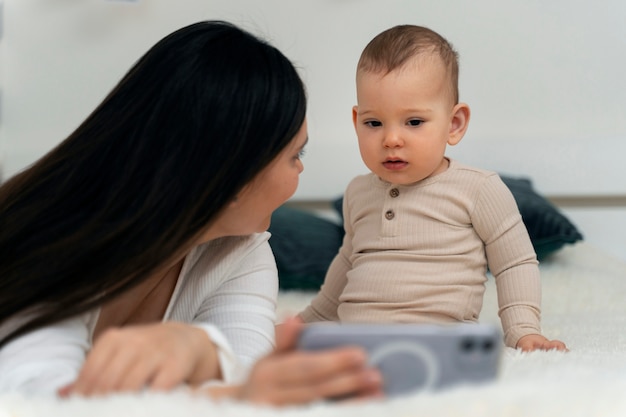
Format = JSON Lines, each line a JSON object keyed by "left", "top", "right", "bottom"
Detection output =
{"left": 0, "top": 313, "right": 93, "bottom": 394}
{"left": 298, "top": 192, "right": 352, "bottom": 322}
{"left": 471, "top": 174, "right": 542, "bottom": 348}
{"left": 191, "top": 237, "right": 278, "bottom": 384}
{"left": 298, "top": 237, "right": 351, "bottom": 322}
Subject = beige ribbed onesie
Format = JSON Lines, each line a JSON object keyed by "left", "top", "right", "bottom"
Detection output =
{"left": 299, "top": 159, "right": 542, "bottom": 348}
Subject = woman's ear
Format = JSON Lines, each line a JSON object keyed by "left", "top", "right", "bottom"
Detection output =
{"left": 448, "top": 103, "right": 471, "bottom": 146}
{"left": 352, "top": 106, "right": 359, "bottom": 130}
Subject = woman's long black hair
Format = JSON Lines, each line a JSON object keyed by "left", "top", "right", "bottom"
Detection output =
{"left": 0, "top": 21, "right": 307, "bottom": 346}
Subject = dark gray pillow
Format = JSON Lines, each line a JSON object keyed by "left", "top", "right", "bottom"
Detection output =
{"left": 269, "top": 205, "right": 343, "bottom": 290}
{"left": 498, "top": 176, "right": 583, "bottom": 260}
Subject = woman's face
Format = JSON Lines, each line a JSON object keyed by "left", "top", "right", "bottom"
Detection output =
{"left": 201, "top": 120, "right": 308, "bottom": 242}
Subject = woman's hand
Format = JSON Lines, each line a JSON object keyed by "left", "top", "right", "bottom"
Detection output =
{"left": 516, "top": 334, "right": 568, "bottom": 352}
{"left": 227, "top": 318, "right": 383, "bottom": 406}
{"left": 59, "top": 322, "right": 219, "bottom": 396}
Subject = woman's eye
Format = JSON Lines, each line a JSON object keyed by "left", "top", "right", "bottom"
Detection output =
{"left": 408, "top": 119, "right": 423, "bottom": 126}
{"left": 365, "top": 120, "right": 382, "bottom": 128}
{"left": 296, "top": 148, "right": 306, "bottom": 159}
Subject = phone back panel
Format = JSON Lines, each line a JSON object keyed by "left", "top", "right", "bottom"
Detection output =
{"left": 298, "top": 323, "right": 502, "bottom": 396}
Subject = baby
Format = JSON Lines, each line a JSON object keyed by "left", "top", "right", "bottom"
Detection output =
{"left": 298, "top": 25, "right": 566, "bottom": 352}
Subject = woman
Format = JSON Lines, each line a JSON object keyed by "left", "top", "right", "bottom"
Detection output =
{"left": 0, "top": 21, "right": 381, "bottom": 404}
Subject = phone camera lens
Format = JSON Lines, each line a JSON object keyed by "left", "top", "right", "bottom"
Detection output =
{"left": 460, "top": 338, "right": 475, "bottom": 352}
{"left": 482, "top": 339, "right": 495, "bottom": 352}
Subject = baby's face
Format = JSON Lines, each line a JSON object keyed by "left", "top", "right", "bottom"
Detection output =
{"left": 353, "top": 55, "right": 458, "bottom": 185}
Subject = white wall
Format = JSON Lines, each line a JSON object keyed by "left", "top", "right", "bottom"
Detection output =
{"left": 0, "top": 0, "right": 625, "bottom": 261}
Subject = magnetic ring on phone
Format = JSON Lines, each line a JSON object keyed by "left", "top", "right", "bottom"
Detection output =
{"left": 368, "top": 341, "right": 440, "bottom": 395}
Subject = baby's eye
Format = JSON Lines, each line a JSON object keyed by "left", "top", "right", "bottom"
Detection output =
{"left": 408, "top": 119, "right": 423, "bottom": 127}
{"left": 365, "top": 120, "right": 382, "bottom": 128}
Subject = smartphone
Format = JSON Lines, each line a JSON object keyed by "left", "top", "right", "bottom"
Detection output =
{"left": 297, "top": 322, "right": 501, "bottom": 397}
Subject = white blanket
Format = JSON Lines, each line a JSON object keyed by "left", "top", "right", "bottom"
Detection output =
{"left": 2, "top": 242, "right": 626, "bottom": 416}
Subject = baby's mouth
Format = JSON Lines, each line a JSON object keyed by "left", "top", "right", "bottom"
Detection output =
{"left": 382, "top": 159, "right": 408, "bottom": 170}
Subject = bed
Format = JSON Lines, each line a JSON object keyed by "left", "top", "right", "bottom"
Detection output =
{"left": 0, "top": 241, "right": 626, "bottom": 416}
{"left": 1, "top": 176, "right": 625, "bottom": 416}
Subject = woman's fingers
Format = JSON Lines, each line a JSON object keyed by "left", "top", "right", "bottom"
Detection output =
{"left": 71, "top": 331, "right": 125, "bottom": 395}
{"left": 274, "top": 317, "right": 304, "bottom": 352}
{"left": 73, "top": 334, "right": 148, "bottom": 395}
{"left": 269, "top": 347, "right": 368, "bottom": 385}
{"left": 251, "top": 366, "right": 381, "bottom": 406}
{"left": 114, "top": 355, "right": 165, "bottom": 392}
{"left": 149, "top": 357, "right": 192, "bottom": 390}
{"left": 57, "top": 383, "right": 74, "bottom": 398}
{"left": 64, "top": 322, "right": 218, "bottom": 396}
{"left": 239, "top": 333, "right": 383, "bottom": 405}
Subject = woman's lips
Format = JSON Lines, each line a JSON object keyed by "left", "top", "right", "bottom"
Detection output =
{"left": 383, "top": 160, "right": 408, "bottom": 170}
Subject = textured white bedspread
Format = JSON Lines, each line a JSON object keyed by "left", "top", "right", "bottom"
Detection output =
{"left": 2, "top": 242, "right": 625, "bottom": 416}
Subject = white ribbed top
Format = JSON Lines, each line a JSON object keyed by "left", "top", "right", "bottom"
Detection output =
{"left": 0, "top": 233, "right": 278, "bottom": 393}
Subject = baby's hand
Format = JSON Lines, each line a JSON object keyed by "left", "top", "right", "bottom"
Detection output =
{"left": 516, "top": 334, "right": 568, "bottom": 352}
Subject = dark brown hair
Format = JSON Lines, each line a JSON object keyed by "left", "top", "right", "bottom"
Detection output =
{"left": 357, "top": 25, "right": 460, "bottom": 104}
{"left": 0, "top": 21, "right": 307, "bottom": 346}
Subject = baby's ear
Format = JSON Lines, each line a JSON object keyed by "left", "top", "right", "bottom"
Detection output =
{"left": 352, "top": 106, "right": 359, "bottom": 130}
{"left": 448, "top": 103, "right": 471, "bottom": 146}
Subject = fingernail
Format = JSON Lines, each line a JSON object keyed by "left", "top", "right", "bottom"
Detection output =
{"left": 58, "top": 384, "right": 73, "bottom": 398}
{"left": 365, "top": 369, "right": 382, "bottom": 385}
{"left": 351, "top": 350, "right": 367, "bottom": 365}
